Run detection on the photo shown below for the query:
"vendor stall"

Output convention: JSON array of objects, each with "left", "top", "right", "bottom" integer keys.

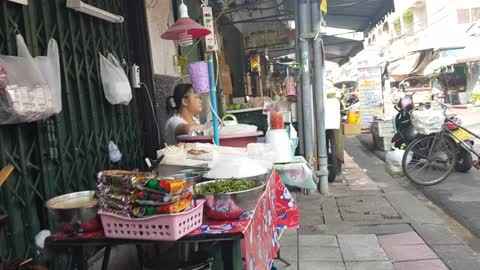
[{"left": 44, "top": 142, "right": 299, "bottom": 270}]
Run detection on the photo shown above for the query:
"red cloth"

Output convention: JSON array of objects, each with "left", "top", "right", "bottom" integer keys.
[{"left": 190, "top": 172, "right": 300, "bottom": 270}]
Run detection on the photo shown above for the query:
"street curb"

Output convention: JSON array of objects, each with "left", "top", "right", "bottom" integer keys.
[{"left": 355, "top": 134, "right": 387, "bottom": 162}]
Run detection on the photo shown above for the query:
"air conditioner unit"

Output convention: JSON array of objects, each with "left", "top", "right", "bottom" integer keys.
[{"left": 66, "top": 0, "right": 124, "bottom": 23}]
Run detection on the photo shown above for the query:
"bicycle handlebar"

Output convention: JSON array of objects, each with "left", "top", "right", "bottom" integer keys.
[{"left": 436, "top": 100, "right": 451, "bottom": 109}]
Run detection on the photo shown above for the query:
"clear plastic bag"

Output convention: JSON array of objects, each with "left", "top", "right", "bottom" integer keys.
[
  {"left": 0, "top": 34, "right": 55, "bottom": 124},
  {"left": 99, "top": 53, "right": 132, "bottom": 106},
  {"left": 411, "top": 109, "right": 445, "bottom": 135},
  {"left": 34, "top": 39, "right": 62, "bottom": 113}
]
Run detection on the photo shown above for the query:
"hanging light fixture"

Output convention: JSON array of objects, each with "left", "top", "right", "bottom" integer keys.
[{"left": 161, "top": 0, "right": 211, "bottom": 47}]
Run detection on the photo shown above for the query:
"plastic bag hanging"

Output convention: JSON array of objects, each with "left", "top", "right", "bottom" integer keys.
[
  {"left": 34, "top": 39, "right": 62, "bottom": 113},
  {"left": 99, "top": 53, "right": 132, "bottom": 106},
  {"left": 0, "top": 34, "right": 55, "bottom": 124}
]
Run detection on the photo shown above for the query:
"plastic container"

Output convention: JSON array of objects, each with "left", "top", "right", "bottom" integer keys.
[
  {"left": 188, "top": 61, "right": 210, "bottom": 94},
  {"left": 270, "top": 112, "right": 285, "bottom": 129},
  {"left": 99, "top": 200, "right": 205, "bottom": 241},
  {"left": 178, "top": 132, "right": 263, "bottom": 148}
]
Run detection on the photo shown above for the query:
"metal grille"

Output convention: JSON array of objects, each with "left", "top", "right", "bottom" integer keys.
[{"left": 0, "top": 0, "right": 144, "bottom": 260}]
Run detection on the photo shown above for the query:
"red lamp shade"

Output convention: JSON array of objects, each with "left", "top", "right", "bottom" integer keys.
[
  {"left": 161, "top": 18, "right": 211, "bottom": 40},
  {"left": 161, "top": 1, "right": 211, "bottom": 46}
]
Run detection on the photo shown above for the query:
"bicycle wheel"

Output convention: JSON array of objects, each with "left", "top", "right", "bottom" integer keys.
[{"left": 402, "top": 134, "right": 457, "bottom": 186}]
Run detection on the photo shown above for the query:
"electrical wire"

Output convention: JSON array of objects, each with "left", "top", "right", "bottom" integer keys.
[
  {"left": 328, "top": 0, "right": 371, "bottom": 8},
  {"left": 140, "top": 82, "right": 162, "bottom": 149},
  {"left": 245, "top": 0, "right": 288, "bottom": 11}
]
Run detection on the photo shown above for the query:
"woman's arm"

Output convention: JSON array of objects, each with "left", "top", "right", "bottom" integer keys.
[{"left": 175, "top": 123, "right": 205, "bottom": 136}]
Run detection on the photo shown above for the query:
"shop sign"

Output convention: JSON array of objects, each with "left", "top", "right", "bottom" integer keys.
[{"left": 358, "top": 66, "right": 384, "bottom": 128}]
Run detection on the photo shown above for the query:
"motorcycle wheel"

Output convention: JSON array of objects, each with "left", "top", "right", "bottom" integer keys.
[{"left": 455, "top": 146, "right": 473, "bottom": 173}]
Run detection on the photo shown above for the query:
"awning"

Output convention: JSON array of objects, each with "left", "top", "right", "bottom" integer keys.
[
  {"left": 457, "top": 38, "right": 480, "bottom": 63},
  {"left": 388, "top": 53, "right": 421, "bottom": 76},
  {"left": 423, "top": 57, "right": 457, "bottom": 76},
  {"left": 422, "top": 48, "right": 463, "bottom": 76},
  {"left": 218, "top": 0, "right": 395, "bottom": 65}
]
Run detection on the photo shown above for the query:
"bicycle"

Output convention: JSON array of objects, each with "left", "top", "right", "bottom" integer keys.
[{"left": 401, "top": 101, "right": 480, "bottom": 185}]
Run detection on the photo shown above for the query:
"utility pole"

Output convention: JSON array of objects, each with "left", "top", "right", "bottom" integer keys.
[
  {"left": 311, "top": 0, "right": 329, "bottom": 194},
  {"left": 295, "top": 0, "right": 305, "bottom": 156},
  {"left": 298, "top": 0, "right": 315, "bottom": 170}
]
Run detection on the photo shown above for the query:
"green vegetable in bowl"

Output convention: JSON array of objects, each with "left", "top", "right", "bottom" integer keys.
[{"left": 195, "top": 179, "right": 257, "bottom": 195}]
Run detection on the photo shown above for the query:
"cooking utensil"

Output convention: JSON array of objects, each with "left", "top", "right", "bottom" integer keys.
[
  {"left": 195, "top": 179, "right": 266, "bottom": 220},
  {"left": 46, "top": 191, "right": 100, "bottom": 234}
]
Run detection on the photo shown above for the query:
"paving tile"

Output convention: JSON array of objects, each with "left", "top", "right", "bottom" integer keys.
[
  {"left": 337, "top": 234, "right": 389, "bottom": 261},
  {"left": 277, "top": 245, "right": 299, "bottom": 262},
  {"left": 275, "top": 261, "right": 298, "bottom": 270},
  {"left": 279, "top": 229, "right": 298, "bottom": 247},
  {"left": 378, "top": 232, "right": 425, "bottom": 247},
  {"left": 382, "top": 244, "right": 438, "bottom": 262},
  {"left": 411, "top": 223, "right": 463, "bottom": 245},
  {"left": 300, "top": 235, "right": 338, "bottom": 247},
  {"left": 393, "top": 259, "right": 448, "bottom": 270},
  {"left": 299, "top": 246, "right": 343, "bottom": 262},
  {"left": 345, "top": 261, "right": 394, "bottom": 270},
  {"left": 299, "top": 262, "right": 346, "bottom": 270},
  {"left": 432, "top": 244, "right": 480, "bottom": 270},
  {"left": 349, "top": 184, "right": 379, "bottom": 191}
]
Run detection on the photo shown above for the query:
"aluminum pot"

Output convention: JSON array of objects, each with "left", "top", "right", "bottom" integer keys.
[
  {"left": 195, "top": 180, "right": 266, "bottom": 220},
  {"left": 46, "top": 191, "right": 100, "bottom": 233}
]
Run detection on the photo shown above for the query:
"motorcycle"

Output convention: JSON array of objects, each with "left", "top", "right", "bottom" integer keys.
[{"left": 392, "top": 94, "right": 473, "bottom": 173}]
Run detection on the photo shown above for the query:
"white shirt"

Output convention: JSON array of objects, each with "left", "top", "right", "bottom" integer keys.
[{"left": 165, "top": 115, "right": 200, "bottom": 145}]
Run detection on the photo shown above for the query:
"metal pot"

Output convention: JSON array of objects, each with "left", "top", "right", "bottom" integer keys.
[
  {"left": 195, "top": 180, "right": 266, "bottom": 220},
  {"left": 46, "top": 191, "right": 99, "bottom": 233}
]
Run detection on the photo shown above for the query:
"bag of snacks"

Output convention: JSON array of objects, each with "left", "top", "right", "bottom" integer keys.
[{"left": 131, "top": 196, "right": 193, "bottom": 217}]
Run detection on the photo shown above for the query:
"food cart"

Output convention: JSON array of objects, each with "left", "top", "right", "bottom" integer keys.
[{"left": 44, "top": 143, "right": 299, "bottom": 270}]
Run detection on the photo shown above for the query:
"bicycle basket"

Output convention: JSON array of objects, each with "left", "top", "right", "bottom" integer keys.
[{"left": 410, "top": 109, "right": 445, "bottom": 135}]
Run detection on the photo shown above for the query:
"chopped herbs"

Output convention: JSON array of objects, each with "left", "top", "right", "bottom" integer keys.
[{"left": 195, "top": 179, "right": 257, "bottom": 195}]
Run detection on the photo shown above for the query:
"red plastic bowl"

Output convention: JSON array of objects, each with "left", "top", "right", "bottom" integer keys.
[{"left": 178, "top": 131, "right": 263, "bottom": 148}]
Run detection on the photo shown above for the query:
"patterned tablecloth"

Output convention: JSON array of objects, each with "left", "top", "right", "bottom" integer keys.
[
  {"left": 274, "top": 156, "right": 317, "bottom": 190},
  {"left": 189, "top": 171, "right": 300, "bottom": 270}
]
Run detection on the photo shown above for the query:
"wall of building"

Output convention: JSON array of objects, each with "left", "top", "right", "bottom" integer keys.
[
  {"left": 146, "top": 0, "right": 181, "bottom": 76},
  {"left": 219, "top": 24, "right": 247, "bottom": 97}
]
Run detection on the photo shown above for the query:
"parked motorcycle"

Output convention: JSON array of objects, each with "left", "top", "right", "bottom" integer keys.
[{"left": 392, "top": 94, "right": 473, "bottom": 173}]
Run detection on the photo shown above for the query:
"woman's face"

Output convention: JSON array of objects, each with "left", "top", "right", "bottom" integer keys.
[{"left": 182, "top": 90, "right": 203, "bottom": 115}]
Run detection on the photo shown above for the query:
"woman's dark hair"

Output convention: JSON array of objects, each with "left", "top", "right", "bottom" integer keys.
[{"left": 166, "top": 83, "right": 193, "bottom": 114}]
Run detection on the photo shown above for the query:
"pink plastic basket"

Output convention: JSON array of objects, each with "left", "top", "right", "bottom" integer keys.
[{"left": 99, "top": 200, "right": 205, "bottom": 241}]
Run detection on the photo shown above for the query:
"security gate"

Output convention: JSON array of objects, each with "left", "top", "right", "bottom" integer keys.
[{"left": 0, "top": 0, "right": 144, "bottom": 260}]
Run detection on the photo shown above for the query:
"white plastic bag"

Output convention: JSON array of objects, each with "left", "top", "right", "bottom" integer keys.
[
  {"left": 34, "top": 39, "right": 62, "bottom": 113},
  {"left": 0, "top": 34, "right": 55, "bottom": 124},
  {"left": 108, "top": 141, "right": 122, "bottom": 163},
  {"left": 386, "top": 148, "right": 412, "bottom": 177},
  {"left": 99, "top": 53, "right": 132, "bottom": 106}
]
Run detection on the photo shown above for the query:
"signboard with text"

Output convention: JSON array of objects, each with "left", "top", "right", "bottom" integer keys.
[{"left": 358, "top": 66, "right": 384, "bottom": 129}]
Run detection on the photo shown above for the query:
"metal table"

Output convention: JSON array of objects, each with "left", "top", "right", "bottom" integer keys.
[{"left": 45, "top": 232, "right": 243, "bottom": 270}]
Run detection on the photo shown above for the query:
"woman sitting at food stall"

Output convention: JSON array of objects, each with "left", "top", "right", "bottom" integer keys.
[{"left": 165, "top": 83, "right": 204, "bottom": 145}]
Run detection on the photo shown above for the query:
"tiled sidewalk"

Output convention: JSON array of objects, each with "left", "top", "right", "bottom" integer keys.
[{"left": 274, "top": 152, "right": 480, "bottom": 270}]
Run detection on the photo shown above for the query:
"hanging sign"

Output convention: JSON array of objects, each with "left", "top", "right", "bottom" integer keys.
[{"left": 358, "top": 66, "right": 384, "bottom": 129}]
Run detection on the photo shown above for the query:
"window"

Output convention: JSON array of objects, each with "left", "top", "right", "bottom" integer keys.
[
  {"left": 457, "top": 8, "right": 480, "bottom": 24},
  {"left": 472, "top": 8, "right": 480, "bottom": 22},
  {"left": 458, "top": 9, "right": 470, "bottom": 24},
  {"left": 403, "top": 9, "right": 414, "bottom": 35},
  {"left": 393, "top": 19, "right": 401, "bottom": 37}
]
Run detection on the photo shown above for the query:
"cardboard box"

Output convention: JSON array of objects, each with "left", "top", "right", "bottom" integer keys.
[
  {"left": 343, "top": 123, "right": 362, "bottom": 135},
  {"left": 220, "top": 63, "right": 233, "bottom": 95}
]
